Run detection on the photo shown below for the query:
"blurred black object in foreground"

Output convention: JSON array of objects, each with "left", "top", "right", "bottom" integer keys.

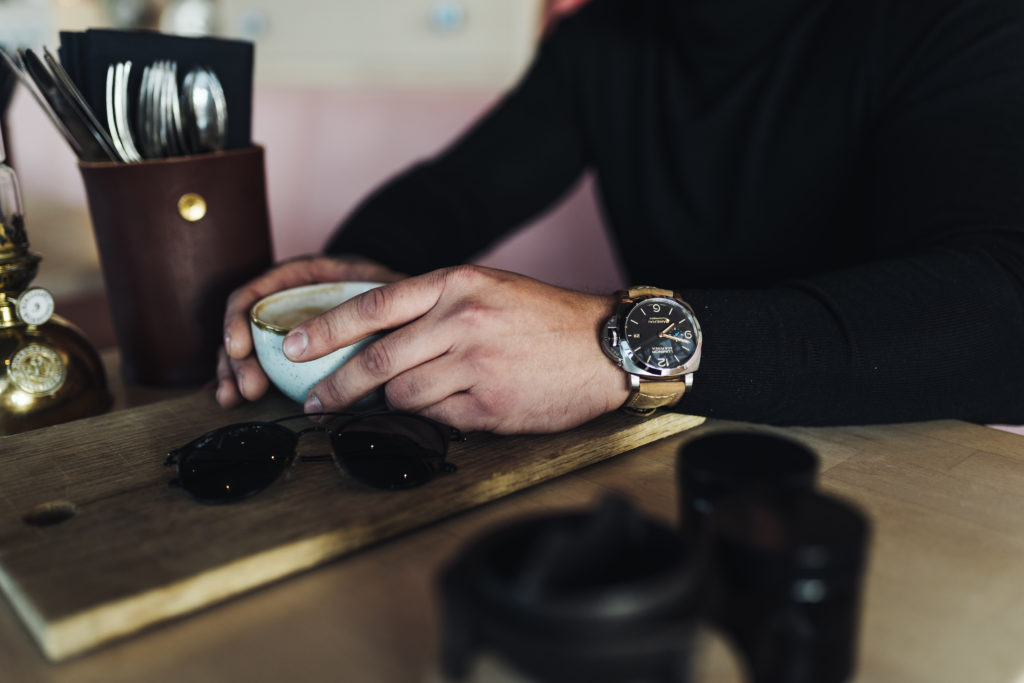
[
  {"left": 678, "top": 431, "right": 819, "bottom": 537},
  {"left": 438, "top": 431, "right": 871, "bottom": 683},
  {"left": 440, "top": 496, "right": 707, "bottom": 683},
  {"left": 708, "top": 491, "right": 870, "bottom": 683}
]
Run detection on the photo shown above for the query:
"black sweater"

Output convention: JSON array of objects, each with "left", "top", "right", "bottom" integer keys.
[{"left": 326, "top": 0, "right": 1024, "bottom": 426}]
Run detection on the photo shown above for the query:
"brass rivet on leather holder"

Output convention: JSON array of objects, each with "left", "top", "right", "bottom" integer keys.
[{"left": 177, "top": 193, "right": 207, "bottom": 222}]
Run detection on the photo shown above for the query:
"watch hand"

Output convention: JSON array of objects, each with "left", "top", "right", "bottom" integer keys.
[
  {"left": 660, "top": 333, "right": 694, "bottom": 352},
  {"left": 660, "top": 322, "right": 677, "bottom": 336}
]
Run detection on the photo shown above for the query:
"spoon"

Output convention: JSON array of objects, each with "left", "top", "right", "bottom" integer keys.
[
  {"left": 181, "top": 66, "right": 227, "bottom": 153},
  {"left": 105, "top": 61, "right": 142, "bottom": 162}
]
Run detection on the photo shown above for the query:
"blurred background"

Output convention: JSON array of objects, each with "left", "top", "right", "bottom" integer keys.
[{"left": 0, "top": 0, "right": 620, "bottom": 348}]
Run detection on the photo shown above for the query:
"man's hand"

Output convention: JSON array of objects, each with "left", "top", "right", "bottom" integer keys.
[
  {"left": 283, "top": 265, "right": 629, "bottom": 434},
  {"left": 216, "top": 254, "right": 405, "bottom": 408}
]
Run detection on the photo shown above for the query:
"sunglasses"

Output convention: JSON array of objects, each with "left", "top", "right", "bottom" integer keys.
[{"left": 165, "top": 412, "right": 465, "bottom": 504}]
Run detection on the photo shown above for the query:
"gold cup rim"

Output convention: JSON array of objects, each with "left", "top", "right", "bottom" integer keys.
[
  {"left": 249, "top": 281, "right": 386, "bottom": 336},
  {"left": 250, "top": 314, "right": 290, "bottom": 335}
]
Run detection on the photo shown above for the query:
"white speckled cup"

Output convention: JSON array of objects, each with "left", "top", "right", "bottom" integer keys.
[{"left": 250, "top": 281, "right": 385, "bottom": 404}]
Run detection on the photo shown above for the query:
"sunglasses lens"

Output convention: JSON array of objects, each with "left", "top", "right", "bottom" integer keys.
[
  {"left": 331, "top": 414, "right": 450, "bottom": 490},
  {"left": 175, "top": 423, "right": 297, "bottom": 503}
]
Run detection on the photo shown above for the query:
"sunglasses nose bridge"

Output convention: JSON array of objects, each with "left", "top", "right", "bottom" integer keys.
[{"left": 294, "top": 425, "right": 329, "bottom": 438}]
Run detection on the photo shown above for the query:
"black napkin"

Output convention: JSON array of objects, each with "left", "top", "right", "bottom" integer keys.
[{"left": 58, "top": 29, "right": 253, "bottom": 151}]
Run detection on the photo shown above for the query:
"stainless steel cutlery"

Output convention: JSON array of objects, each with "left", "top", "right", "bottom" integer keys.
[
  {"left": 181, "top": 66, "right": 227, "bottom": 154},
  {"left": 2, "top": 46, "right": 228, "bottom": 163}
]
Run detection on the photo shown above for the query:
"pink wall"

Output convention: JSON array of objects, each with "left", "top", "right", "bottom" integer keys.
[{"left": 992, "top": 425, "right": 1024, "bottom": 436}]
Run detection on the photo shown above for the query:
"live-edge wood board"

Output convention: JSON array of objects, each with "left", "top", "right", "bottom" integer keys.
[{"left": 0, "top": 390, "right": 703, "bottom": 661}]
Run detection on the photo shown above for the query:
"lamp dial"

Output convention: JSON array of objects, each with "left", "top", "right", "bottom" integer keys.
[{"left": 16, "top": 287, "right": 55, "bottom": 326}]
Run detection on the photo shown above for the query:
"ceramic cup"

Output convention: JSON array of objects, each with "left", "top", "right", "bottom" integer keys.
[{"left": 250, "top": 281, "right": 385, "bottom": 404}]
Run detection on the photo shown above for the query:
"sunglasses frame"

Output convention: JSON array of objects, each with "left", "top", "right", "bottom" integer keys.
[{"left": 165, "top": 411, "right": 465, "bottom": 504}]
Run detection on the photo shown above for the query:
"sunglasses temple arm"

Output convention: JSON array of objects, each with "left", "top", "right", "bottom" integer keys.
[{"left": 274, "top": 411, "right": 355, "bottom": 425}]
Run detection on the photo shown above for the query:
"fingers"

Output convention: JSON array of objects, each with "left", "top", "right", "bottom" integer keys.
[
  {"left": 215, "top": 348, "right": 243, "bottom": 407},
  {"left": 304, "top": 314, "right": 455, "bottom": 412},
  {"left": 382, "top": 353, "right": 474, "bottom": 414},
  {"left": 277, "top": 264, "right": 624, "bottom": 434},
  {"left": 283, "top": 268, "right": 451, "bottom": 362},
  {"left": 217, "top": 253, "right": 414, "bottom": 410},
  {"left": 222, "top": 257, "right": 333, "bottom": 359},
  {"left": 223, "top": 255, "right": 404, "bottom": 361},
  {"left": 416, "top": 392, "right": 497, "bottom": 434},
  {"left": 215, "top": 346, "right": 270, "bottom": 407}
]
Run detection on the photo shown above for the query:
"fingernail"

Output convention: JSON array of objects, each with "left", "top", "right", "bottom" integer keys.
[
  {"left": 234, "top": 368, "right": 250, "bottom": 398},
  {"left": 305, "top": 393, "right": 322, "bottom": 415},
  {"left": 223, "top": 330, "right": 231, "bottom": 350},
  {"left": 283, "top": 330, "right": 308, "bottom": 359},
  {"left": 216, "top": 381, "right": 230, "bottom": 405}
]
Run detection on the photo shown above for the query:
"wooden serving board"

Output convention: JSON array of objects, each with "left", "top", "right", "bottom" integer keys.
[{"left": 0, "top": 391, "right": 703, "bottom": 661}]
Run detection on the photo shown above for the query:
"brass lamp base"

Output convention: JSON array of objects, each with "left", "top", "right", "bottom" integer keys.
[
  {"left": 0, "top": 312, "right": 112, "bottom": 436},
  {"left": 0, "top": 132, "right": 111, "bottom": 435}
]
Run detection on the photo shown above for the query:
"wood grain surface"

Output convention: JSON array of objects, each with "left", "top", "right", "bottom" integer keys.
[
  {"left": 0, "top": 391, "right": 704, "bottom": 661},
  {"left": 1, "top": 417, "right": 1024, "bottom": 681}
]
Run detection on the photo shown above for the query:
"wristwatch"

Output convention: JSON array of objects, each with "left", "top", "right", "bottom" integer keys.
[{"left": 601, "top": 287, "right": 702, "bottom": 416}]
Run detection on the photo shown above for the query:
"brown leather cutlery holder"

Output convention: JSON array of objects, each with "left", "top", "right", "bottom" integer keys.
[{"left": 79, "top": 145, "right": 273, "bottom": 385}]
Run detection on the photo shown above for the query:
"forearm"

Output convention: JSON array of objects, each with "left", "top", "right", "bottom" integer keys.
[
  {"left": 325, "top": 9, "right": 590, "bottom": 274},
  {"left": 677, "top": 230, "right": 1024, "bottom": 425}
]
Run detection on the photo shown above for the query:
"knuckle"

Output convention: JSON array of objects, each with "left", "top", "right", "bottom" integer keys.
[
  {"left": 224, "top": 290, "right": 253, "bottom": 319},
  {"left": 450, "top": 300, "right": 491, "bottom": 328},
  {"left": 236, "top": 370, "right": 258, "bottom": 400},
  {"left": 356, "top": 285, "right": 392, "bottom": 323},
  {"left": 463, "top": 345, "right": 497, "bottom": 375},
  {"left": 216, "top": 349, "right": 232, "bottom": 380},
  {"left": 466, "top": 395, "right": 507, "bottom": 433},
  {"left": 443, "top": 264, "right": 486, "bottom": 289},
  {"left": 313, "top": 374, "right": 347, "bottom": 408},
  {"left": 472, "top": 387, "right": 506, "bottom": 417},
  {"left": 310, "top": 309, "right": 342, "bottom": 345},
  {"left": 359, "top": 338, "right": 396, "bottom": 378},
  {"left": 383, "top": 377, "right": 415, "bottom": 410}
]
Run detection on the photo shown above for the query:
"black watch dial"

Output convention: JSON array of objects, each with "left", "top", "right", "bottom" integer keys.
[{"left": 622, "top": 298, "right": 699, "bottom": 373}]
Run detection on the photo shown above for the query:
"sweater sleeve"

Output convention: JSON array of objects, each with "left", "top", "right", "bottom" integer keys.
[
  {"left": 324, "top": 17, "right": 589, "bottom": 275},
  {"left": 676, "top": 0, "right": 1024, "bottom": 426}
]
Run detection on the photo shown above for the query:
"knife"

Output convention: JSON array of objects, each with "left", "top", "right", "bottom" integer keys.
[
  {"left": 0, "top": 48, "right": 84, "bottom": 159},
  {"left": 43, "top": 47, "right": 125, "bottom": 162},
  {"left": 20, "top": 48, "right": 117, "bottom": 162}
]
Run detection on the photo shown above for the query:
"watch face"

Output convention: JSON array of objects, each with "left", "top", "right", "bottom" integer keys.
[{"left": 622, "top": 298, "right": 699, "bottom": 374}]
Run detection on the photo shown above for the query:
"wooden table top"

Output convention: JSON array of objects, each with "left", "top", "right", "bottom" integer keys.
[{"left": 2, "top": 352, "right": 1024, "bottom": 682}]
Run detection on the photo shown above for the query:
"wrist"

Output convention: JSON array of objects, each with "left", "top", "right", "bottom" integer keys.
[
  {"left": 600, "top": 287, "right": 702, "bottom": 416},
  {"left": 596, "top": 293, "right": 632, "bottom": 411}
]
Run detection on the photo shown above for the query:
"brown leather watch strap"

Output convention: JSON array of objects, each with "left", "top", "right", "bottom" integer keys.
[
  {"left": 624, "top": 286, "right": 674, "bottom": 299},
  {"left": 621, "top": 377, "right": 687, "bottom": 416}
]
